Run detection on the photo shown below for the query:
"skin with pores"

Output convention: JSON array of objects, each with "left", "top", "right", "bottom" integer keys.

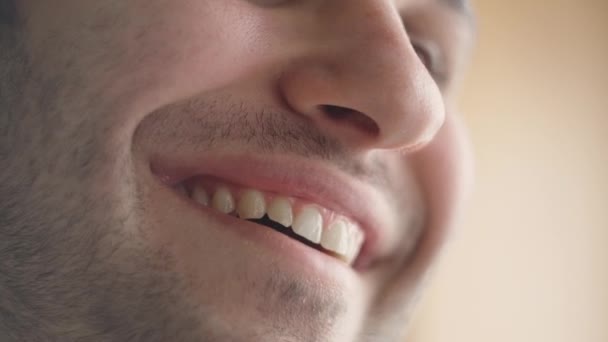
[{"left": 0, "top": 0, "right": 475, "bottom": 341}]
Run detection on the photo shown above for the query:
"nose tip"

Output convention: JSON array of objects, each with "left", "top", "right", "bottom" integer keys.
[
  {"left": 278, "top": 4, "right": 446, "bottom": 152},
  {"left": 279, "top": 57, "right": 445, "bottom": 151}
]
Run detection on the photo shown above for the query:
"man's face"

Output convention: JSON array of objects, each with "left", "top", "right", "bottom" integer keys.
[{"left": 0, "top": 0, "right": 474, "bottom": 341}]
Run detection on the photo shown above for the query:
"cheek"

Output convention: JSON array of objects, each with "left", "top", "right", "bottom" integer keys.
[
  {"left": 411, "top": 113, "right": 474, "bottom": 249},
  {"left": 22, "top": 0, "right": 285, "bottom": 156},
  {"left": 102, "top": 1, "right": 282, "bottom": 117}
]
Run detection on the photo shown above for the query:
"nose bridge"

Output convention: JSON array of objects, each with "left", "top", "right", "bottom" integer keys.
[
  {"left": 328, "top": 1, "right": 411, "bottom": 65},
  {"left": 313, "top": 1, "right": 413, "bottom": 89},
  {"left": 279, "top": 0, "right": 445, "bottom": 151}
]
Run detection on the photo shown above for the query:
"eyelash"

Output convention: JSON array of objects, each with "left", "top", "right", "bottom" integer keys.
[
  {"left": 413, "top": 44, "right": 431, "bottom": 68},
  {"left": 411, "top": 42, "right": 447, "bottom": 85}
]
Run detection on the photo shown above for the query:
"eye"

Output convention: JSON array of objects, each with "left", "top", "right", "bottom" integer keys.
[
  {"left": 412, "top": 42, "right": 434, "bottom": 73},
  {"left": 411, "top": 40, "right": 448, "bottom": 85}
]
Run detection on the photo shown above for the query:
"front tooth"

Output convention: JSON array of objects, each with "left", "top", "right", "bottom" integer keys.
[
  {"left": 237, "top": 190, "right": 266, "bottom": 219},
  {"left": 292, "top": 206, "right": 323, "bottom": 244},
  {"left": 321, "top": 220, "right": 349, "bottom": 255},
  {"left": 345, "top": 227, "right": 364, "bottom": 264},
  {"left": 212, "top": 186, "right": 235, "bottom": 214},
  {"left": 267, "top": 197, "right": 293, "bottom": 228},
  {"left": 192, "top": 186, "right": 210, "bottom": 206}
]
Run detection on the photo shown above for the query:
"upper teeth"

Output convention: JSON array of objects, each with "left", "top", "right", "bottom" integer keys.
[
  {"left": 292, "top": 206, "right": 323, "bottom": 244},
  {"left": 187, "top": 181, "right": 364, "bottom": 265},
  {"left": 237, "top": 190, "right": 266, "bottom": 219},
  {"left": 211, "top": 186, "right": 235, "bottom": 214},
  {"left": 267, "top": 197, "right": 293, "bottom": 227}
]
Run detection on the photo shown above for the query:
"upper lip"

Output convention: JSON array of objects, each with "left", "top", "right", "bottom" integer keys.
[{"left": 150, "top": 152, "right": 393, "bottom": 269}]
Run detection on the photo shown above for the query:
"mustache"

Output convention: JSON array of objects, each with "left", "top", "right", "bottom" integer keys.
[{"left": 135, "top": 94, "right": 389, "bottom": 186}]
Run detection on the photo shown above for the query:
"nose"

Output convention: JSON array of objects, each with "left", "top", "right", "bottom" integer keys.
[{"left": 278, "top": 1, "right": 445, "bottom": 151}]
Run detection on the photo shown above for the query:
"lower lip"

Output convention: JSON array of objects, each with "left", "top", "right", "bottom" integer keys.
[{"left": 174, "top": 188, "right": 358, "bottom": 284}]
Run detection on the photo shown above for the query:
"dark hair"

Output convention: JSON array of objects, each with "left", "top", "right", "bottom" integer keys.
[{"left": 0, "top": 0, "right": 16, "bottom": 27}]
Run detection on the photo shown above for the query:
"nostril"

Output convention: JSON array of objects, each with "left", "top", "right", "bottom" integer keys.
[{"left": 320, "top": 105, "right": 380, "bottom": 138}]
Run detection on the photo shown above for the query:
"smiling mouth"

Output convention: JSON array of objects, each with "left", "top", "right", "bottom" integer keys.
[{"left": 173, "top": 176, "right": 365, "bottom": 265}]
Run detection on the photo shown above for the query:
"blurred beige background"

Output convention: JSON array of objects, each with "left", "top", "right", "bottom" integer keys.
[{"left": 410, "top": 0, "right": 608, "bottom": 341}]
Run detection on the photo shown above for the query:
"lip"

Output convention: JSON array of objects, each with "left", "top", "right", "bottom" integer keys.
[{"left": 150, "top": 153, "right": 393, "bottom": 269}]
